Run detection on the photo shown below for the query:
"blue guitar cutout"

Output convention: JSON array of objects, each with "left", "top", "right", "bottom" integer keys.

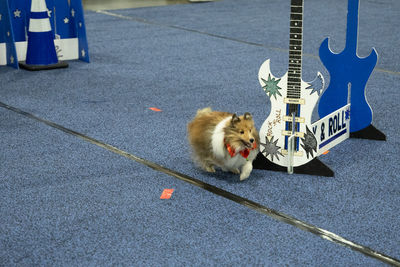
[{"left": 318, "top": 0, "right": 382, "bottom": 136}]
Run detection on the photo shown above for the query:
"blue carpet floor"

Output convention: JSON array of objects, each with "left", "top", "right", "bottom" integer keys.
[{"left": 1, "top": 0, "right": 399, "bottom": 265}]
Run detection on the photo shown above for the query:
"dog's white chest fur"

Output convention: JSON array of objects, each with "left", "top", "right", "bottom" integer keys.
[{"left": 211, "top": 117, "right": 231, "bottom": 160}]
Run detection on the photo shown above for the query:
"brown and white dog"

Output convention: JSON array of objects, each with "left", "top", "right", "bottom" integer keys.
[{"left": 187, "top": 107, "right": 259, "bottom": 181}]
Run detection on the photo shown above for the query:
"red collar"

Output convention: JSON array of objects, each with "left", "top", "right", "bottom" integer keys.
[{"left": 225, "top": 141, "right": 257, "bottom": 159}]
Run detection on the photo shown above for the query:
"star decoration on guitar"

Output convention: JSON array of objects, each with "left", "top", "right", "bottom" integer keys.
[
  {"left": 306, "top": 72, "right": 324, "bottom": 96},
  {"left": 345, "top": 108, "right": 350, "bottom": 120},
  {"left": 260, "top": 136, "right": 283, "bottom": 161},
  {"left": 261, "top": 74, "right": 282, "bottom": 100},
  {"left": 14, "top": 9, "right": 21, "bottom": 18},
  {"left": 300, "top": 126, "right": 318, "bottom": 159}
]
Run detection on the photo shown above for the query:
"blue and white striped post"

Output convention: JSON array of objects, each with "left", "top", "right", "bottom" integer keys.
[{"left": 19, "top": 0, "right": 68, "bottom": 70}]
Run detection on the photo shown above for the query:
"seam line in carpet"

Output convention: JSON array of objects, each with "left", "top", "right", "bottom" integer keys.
[{"left": 1, "top": 101, "right": 399, "bottom": 266}]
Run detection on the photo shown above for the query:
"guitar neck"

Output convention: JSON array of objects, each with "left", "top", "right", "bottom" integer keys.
[
  {"left": 287, "top": 0, "right": 304, "bottom": 99},
  {"left": 344, "top": 0, "right": 359, "bottom": 53}
]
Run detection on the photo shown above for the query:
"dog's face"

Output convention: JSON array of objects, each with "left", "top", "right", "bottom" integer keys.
[{"left": 225, "top": 113, "right": 259, "bottom": 151}]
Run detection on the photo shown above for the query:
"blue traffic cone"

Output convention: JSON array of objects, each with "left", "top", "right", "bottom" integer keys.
[{"left": 19, "top": 0, "right": 68, "bottom": 70}]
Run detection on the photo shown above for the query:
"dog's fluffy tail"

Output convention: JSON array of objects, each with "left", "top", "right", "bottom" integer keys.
[{"left": 196, "top": 107, "right": 212, "bottom": 116}]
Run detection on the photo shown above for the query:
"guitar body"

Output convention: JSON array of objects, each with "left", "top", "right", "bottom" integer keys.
[
  {"left": 258, "top": 59, "right": 323, "bottom": 167},
  {"left": 318, "top": 37, "right": 377, "bottom": 133},
  {"left": 318, "top": 0, "right": 378, "bottom": 133}
]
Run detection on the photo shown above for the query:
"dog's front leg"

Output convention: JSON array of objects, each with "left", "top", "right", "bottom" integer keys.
[{"left": 240, "top": 162, "right": 253, "bottom": 181}]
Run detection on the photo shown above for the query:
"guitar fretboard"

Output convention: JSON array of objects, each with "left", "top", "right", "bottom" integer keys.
[{"left": 287, "top": 0, "right": 303, "bottom": 100}]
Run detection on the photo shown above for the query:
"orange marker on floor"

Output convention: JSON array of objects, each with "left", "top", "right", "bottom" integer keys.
[
  {"left": 160, "top": 189, "right": 174, "bottom": 199},
  {"left": 149, "top": 107, "right": 162, "bottom": 112}
]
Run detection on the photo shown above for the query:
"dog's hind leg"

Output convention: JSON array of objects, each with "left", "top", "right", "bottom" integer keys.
[
  {"left": 201, "top": 159, "right": 216, "bottom": 173},
  {"left": 203, "top": 164, "right": 216, "bottom": 173}
]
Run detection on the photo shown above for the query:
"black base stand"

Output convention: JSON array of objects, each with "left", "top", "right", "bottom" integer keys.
[
  {"left": 253, "top": 152, "right": 334, "bottom": 177},
  {"left": 350, "top": 124, "right": 386, "bottom": 141},
  {"left": 19, "top": 61, "right": 69, "bottom": 71}
]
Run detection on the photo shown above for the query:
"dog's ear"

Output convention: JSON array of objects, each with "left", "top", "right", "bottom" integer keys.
[
  {"left": 231, "top": 114, "right": 241, "bottom": 126},
  {"left": 244, "top": 112, "right": 252, "bottom": 120}
]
